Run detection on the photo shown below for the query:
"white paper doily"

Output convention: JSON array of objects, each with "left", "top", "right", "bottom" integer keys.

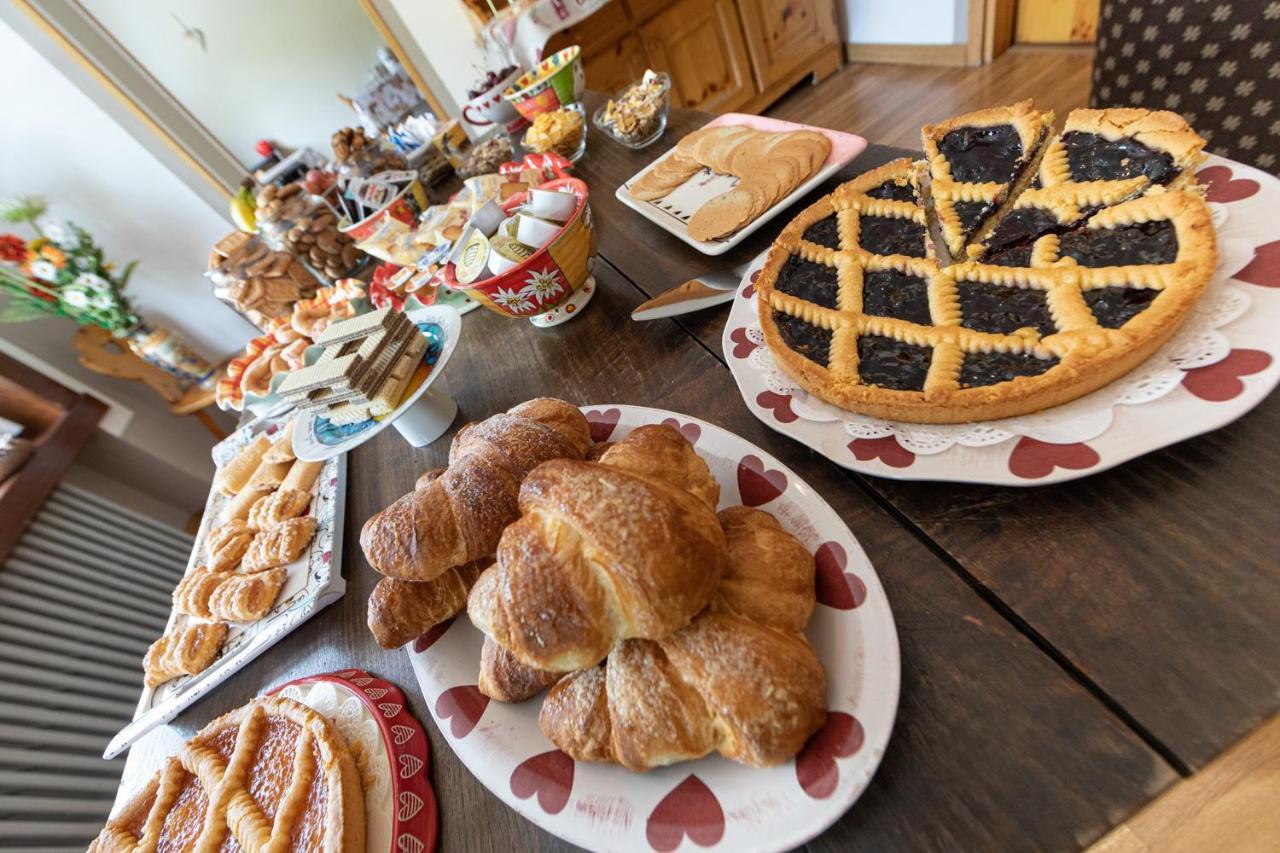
[{"left": 724, "top": 153, "right": 1280, "bottom": 484}]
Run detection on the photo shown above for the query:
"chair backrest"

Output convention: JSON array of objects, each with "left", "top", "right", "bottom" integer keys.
[{"left": 1091, "top": 0, "right": 1277, "bottom": 175}]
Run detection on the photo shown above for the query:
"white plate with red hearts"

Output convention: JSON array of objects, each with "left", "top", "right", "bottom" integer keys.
[
  {"left": 403, "top": 405, "right": 900, "bottom": 852},
  {"left": 724, "top": 156, "right": 1280, "bottom": 485}
]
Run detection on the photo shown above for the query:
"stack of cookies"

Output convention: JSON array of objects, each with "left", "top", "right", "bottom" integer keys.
[
  {"left": 276, "top": 307, "right": 427, "bottom": 426},
  {"left": 628, "top": 125, "right": 831, "bottom": 241}
]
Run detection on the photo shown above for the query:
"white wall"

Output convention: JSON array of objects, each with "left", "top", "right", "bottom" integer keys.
[
  {"left": 387, "top": 0, "right": 487, "bottom": 110},
  {"left": 842, "top": 0, "right": 969, "bottom": 45},
  {"left": 79, "top": 0, "right": 388, "bottom": 165},
  {"left": 0, "top": 17, "right": 245, "bottom": 485}
]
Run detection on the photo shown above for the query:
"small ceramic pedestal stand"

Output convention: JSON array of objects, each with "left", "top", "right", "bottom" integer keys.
[{"left": 292, "top": 305, "right": 462, "bottom": 460}]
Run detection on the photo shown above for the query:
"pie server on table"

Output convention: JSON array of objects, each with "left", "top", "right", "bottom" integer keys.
[{"left": 631, "top": 264, "right": 747, "bottom": 320}]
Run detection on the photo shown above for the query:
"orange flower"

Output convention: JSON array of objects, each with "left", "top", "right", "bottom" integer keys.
[{"left": 40, "top": 245, "right": 67, "bottom": 268}]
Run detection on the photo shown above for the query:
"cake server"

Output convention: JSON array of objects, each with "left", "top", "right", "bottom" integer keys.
[{"left": 631, "top": 265, "right": 749, "bottom": 321}]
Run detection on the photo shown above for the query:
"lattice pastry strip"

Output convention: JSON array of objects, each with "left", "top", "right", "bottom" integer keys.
[{"left": 1036, "top": 107, "right": 1206, "bottom": 195}]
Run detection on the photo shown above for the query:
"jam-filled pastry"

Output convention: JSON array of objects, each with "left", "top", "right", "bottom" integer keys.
[
  {"left": 142, "top": 621, "right": 227, "bottom": 688},
  {"left": 922, "top": 100, "right": 1056, "bottom": 261},
  {"left": 756, "top": 105, "right": 1214, "bottom": 424},
  {"left": 173, "top": 565, "right": 287, "bottom": 622},
  {"left": 241, "top": 516, "right": 317, "bottom": 572},
  {"left": 977, "top": 107, "right": 1206, "bottom": 266},
  {"left": 89, "top": 696, "right": 364, "bottom": 852},
  {"left": 204, "top": 519, "right": 254, "bottom": 572},
  {"left": 246, "top": 487, "right": 311, "bottom": 531}
]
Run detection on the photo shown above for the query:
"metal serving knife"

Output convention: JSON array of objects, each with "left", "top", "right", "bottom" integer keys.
[{"left": 631, "top": 266, "right": 749, "bottom": 321}]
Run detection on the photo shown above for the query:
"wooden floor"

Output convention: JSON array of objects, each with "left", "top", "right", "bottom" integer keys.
[{"left": 765, "top": 45, "right": 1094, "bottom": 150}]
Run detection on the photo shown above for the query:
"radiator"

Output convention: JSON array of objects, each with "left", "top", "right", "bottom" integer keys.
[{"left": 0, "top": 483, "right": 190, "bottom": 851}]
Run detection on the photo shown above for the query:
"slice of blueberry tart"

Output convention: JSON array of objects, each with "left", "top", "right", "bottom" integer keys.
[{"left": 756, "top": 105, "right": 1216, "bottom": 424}]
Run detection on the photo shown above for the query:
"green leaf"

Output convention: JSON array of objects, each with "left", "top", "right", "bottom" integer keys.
[
  {"left": 116, "top": 259, "right": 140, "bottom": 288},
  {"left": 0, "top": 291, "right": 59, "bottom": 323}
]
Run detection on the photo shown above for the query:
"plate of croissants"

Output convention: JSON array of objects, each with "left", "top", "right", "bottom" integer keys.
[{"left": 359, "top": 398, "right": 900, "bottom": 851}]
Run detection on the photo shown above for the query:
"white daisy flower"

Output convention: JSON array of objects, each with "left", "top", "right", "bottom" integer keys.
[
  {"left": 74, "top": 272, "right": 110, "bottom": 291},
  {"left": 30, "top": 260, "right": 59, "bottom": 281},
  {"left": 493, "top": 286, "right": 534, "bottom": 313},
  {"left": 41, "top": 220, "right": 77, "bottom": 249},
  {"left": 62, "top": 288, "right": 90, "bottom": 308},
  {"left": 522, "top": 268, "right": 564, "bottom": 303}
]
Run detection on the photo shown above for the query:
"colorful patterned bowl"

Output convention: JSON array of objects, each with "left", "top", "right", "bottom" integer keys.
[
  {"left": 502, "top": 46, "right": 585, "bottom": 121},
  {"left": 339, "top": 178, "right": 428, "bottom": 243},
  {"left": 442, "top": 177, "right": 596, "bottom": 327}
]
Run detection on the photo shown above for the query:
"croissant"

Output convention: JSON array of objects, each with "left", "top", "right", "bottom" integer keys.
[
  {"left": 143, "top": 621, "right": 227, "bottom": 688},
  {"left": 467, "top": 425, "right": 728, "bottom": 673},
  {"left": 479, "top": 636, "right": 560, "bottom": 702},
  {"left": 595, "top": 424, "right": 719, "bottom": 509},
  {"left": 359, "top": 398, "right": 591, "bottom": 582},
  {"left": 174, "top": 566, "right": 286, "bottom": 622},
  {"left": 538, "top": 505, "right": 826, "bottom": 771},
  {"left": 367, "top": 560, "right": 487, "bottom": 649}
]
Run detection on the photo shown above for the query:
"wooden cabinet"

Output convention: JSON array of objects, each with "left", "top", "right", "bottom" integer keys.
[
  {"left": 544, "top": 0, "right": 839, "bottom": 114},
  {"left": 737, "top": 0, "right": 839, "bottom": 90},
  {"left": 640, "top": 0, "right": 755, "bottom": 113}
]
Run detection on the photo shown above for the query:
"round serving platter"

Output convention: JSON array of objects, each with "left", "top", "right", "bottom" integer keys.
[
  {"left": 269, "top": 669, "right": 438, "bottom": 853},
  {"left": 724, "top": 155, "right": 1280, "bottom": 485},
  {"left": 293, "top": 304, "right": 462, "bottom": 459},
  {"left": 403, "top": 405, "right": 900, "bottom": 852}
]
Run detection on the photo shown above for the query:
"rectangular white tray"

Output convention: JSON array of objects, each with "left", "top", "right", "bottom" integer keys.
[
  {"left": 104, "top": 412, "right": 348, "bottom": 758},
  {"left": 614, "top": 112, "right": 867, "bottom": 256}
]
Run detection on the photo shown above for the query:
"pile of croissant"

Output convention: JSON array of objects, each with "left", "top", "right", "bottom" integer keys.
[{"left": 360, "top": 398, "right": 827, "bottom": 771}]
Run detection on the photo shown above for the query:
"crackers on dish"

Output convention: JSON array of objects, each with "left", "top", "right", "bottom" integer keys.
[{"left": 628, "top": 124, "right": 831, "bottom": 241}]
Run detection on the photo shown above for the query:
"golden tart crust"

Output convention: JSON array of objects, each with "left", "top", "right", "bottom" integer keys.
[
  {"left": 90, "top": 696, "right": 365, "bottom": 853},
  {"left": 757, "top": 110, "right": 1216, "bottom": 425}
]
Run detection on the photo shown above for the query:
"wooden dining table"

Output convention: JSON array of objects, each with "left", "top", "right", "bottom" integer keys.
[{"left": 113, "top": 92, "right": 1280, "bottom": 851}]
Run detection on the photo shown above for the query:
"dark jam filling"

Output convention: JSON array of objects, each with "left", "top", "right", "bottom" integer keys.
[
  {"left": 953, "top": 199, "right": 996, "bottom": 239},
  {"left": 773, "top": 311, "right": 832, "bottom": 367},
  {"left": 980, "top": 207, "right": 1064, "bottom": 265},
  {"left": 802, "top": 215, "right": 841, "bottom": 250},
  {"left": 959, "top": 349, "right": 1059, "bottom": 388},
  {"left": 1058, "top": 219, "right": 1178, "bottom": 267},
  {"left": 938, "top": 124, "right": 1025, "bottom": 184},
  {"left": 859, "top": 215, "right": 926, "bottom": 258},
  {"left": 775, "top": 254, "right": 840, "bottom": 309},
  {"left": 866, "top": 179, "right": 916, "bottom": 202},
  {"left": 857, "top": 335, "right": 932, "bottom": 391},
  {"left": 1084, "top": 286, "right": 1161, "bottom": 328},
  {"left": 1062, "top": 131, "right": 1179, "bottom": 185},
  {"left": 861, "top": 269, "right": 932, "bottom": 325},
  {"left": 958, "top": 282, "right": 1057, "bottom": 337}
]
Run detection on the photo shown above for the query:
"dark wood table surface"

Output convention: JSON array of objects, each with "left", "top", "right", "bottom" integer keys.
[{"left": 115, "top": 93, "right": 1280, "bottom": 851}]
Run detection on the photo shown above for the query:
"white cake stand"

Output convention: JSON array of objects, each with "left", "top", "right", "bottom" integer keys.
[{"left": 292, "top": 305, "right": 462, "bottom": 460}]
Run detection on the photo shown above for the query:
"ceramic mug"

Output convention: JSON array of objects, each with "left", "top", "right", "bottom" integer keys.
[{"left": 460, "top": 67, "right": 524, "bottom": 137}]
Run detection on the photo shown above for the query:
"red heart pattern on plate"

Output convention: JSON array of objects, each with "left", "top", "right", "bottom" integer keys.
[
  {"left": 1236, "top": 240, "right": 1280, "bottom": 288},
  {"left": 435, "top": 685, "right": 489, "bottom": 738},
  {"left": 1197, "top": 165, "right": 1260, "bottom": 203},
  {"left": 729, "top": 326, "right": 759, "bottom": 358},
  {"left": 742, "top": 269, "right": 760, "bottom": 299},
  {"left": 412, "top": 617, "right": 456, "bottom": 653},
  {"left": 795, "top": 712, "right": 865, "bottom": 799},
  {"left": 848, "top": 436, "right": 915, "bottom": 468},
  {"left": 509, "top": 749, "right": 575, "bottom": 815},
  {"left": 585, "top": 407, "right": 621, "bottom": 442},
  {"left": 756, "top": 390, "right": 798, "bottom": 423},
  {"left": 1007, "top": 437, "right": 1100, "bottom": 479},
  {"left": 1181, "top": 349, "right": 1273, "bottom": 401},
  {"left": 646, "top": 774, "right": 725, "bottom": 852},
  {"left": 661, "top": 417, "right": 702, "bottom": 446},
  {"left": 814, "top": 542, "right": 866, "bottom": 610},
  {"left": 736, "top": 454, "right": 787, "bottom": 506}
]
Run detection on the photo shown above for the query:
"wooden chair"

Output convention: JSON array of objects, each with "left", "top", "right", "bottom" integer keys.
[
  {"left": 72, "top": 324, "right": 228, "bottom": 440},
  {"left": 1091, "top": 0, "right": 1278, "bottom": 175}
]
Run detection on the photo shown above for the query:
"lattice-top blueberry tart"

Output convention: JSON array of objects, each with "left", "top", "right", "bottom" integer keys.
[{"left": 757, "top": 105, "right": 1215, "bottom": 424}]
